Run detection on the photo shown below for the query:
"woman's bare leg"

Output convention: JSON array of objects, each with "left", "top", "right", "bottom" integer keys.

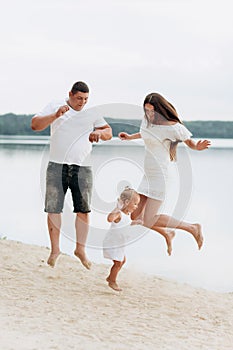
[
  {"left": 131, "top": 194, "right": 176, "bottom": 255},
  {"left": 153, "top": 227, "right": 176, "bottom": 255},
  {"left": 130, "top": 194, "right": 147, "bottom": 221},
  {"left": 143, "top": 198, "right": 203, "bottom": 250}
]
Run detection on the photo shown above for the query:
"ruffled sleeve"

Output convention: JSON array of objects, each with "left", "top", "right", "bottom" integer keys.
[
  {"left": 179, "top": 124, "right": 193, "bottom": 141},
  {"left": 174, "top": 123, "right": 192, "bottom": 141}
]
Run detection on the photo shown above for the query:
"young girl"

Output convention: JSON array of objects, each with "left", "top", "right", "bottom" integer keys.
[{"left": 103, "top": 187, "right": 141, "bottom": 291}]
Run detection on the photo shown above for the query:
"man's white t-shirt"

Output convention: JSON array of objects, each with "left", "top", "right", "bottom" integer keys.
[{"left": 37, "top": 99, "right": 108, "bottom": 166}]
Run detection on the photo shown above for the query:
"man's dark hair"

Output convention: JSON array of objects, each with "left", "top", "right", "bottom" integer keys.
[{"left": 71, "top": 81, "right": 89, "bottom": 94}]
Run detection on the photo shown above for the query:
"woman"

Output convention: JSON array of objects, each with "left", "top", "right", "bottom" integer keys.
[{"left": 118, "top": 92, "right": 211, "bottom": 255}]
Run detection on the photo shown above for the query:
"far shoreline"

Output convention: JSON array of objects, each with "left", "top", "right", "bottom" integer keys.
[{"left": 0, "top": 135, "right": 233, "bottom": 148}]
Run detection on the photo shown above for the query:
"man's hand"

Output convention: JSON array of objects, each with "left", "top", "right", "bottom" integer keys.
[
  {"left": 89, "top": 130, "right": 102, "bottom": 143},
  {"left": 118, "top": 132, "right": 131, "bottom": 140},
  {"left": 55, "top": 105, "right": 69, "bottom": 118}
]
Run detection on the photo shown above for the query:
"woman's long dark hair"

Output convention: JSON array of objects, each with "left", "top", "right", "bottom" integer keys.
[{"left": 143, "top": 92, "right": 183, "bottom": 161}]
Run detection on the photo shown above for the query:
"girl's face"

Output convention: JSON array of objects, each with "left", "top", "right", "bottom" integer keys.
[
  {"left": 144, "top": 103, "right": 155, "bottom": 123},
  {"left": 124, "top": 194, "right": 140, "bottom": 213}
]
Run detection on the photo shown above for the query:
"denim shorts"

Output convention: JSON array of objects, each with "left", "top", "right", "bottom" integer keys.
[{"left": 45, "top": 161, "right": 93, "bottom": 213}]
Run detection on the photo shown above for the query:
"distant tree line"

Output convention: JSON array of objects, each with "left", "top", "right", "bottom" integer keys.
[{"left": 0, "top": 113, "right": 233, "bottom": 138}]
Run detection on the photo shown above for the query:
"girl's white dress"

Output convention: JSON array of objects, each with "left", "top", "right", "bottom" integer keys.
[
  {"left": 103, "top": 211, "right": 132, "bottom": 262},
  {"left": 138, "top": 119, "right": 192, "bottom": 200}
]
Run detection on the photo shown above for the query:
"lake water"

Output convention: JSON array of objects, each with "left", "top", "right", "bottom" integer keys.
[{"left": 1, "top": 137, "right": 233, "bottom": 293}]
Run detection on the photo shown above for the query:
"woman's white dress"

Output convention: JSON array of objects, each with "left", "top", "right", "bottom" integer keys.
[
  {"left": 103, "top": 211, "right": 132, "bottom": 262},
  {"left": 137, "top": 119, "right": 192, "bottom": 200}
]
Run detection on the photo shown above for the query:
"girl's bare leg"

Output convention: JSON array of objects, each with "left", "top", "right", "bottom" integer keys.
[{"left": 106, "top": 257, "right": 126, "bottom": 291}]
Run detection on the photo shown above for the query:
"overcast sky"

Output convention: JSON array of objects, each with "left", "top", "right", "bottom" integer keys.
[{"left": 1, "top": 0, "right": 232, "bottom": 120}]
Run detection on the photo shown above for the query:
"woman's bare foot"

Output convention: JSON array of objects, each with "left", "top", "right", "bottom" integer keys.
[
  {"left": 47, "top": 251, "right": 60, "bottom": 268},
  {"left": 74, "top": 250, "right": 92, "bottom": 270},
  {"left": 106, "top": 277, "right": 122, "bottom": 291},
  {"left": 165, "top": 230, "right": 176, "bottom": 256},
  {"left": 191, "top": 224, "right": 204, "bottom": 249}
]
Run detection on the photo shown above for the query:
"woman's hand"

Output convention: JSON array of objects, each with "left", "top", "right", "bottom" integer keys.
[
  {"left": 196, "top": 139, "right": 211, "bottom": 150},
  {"left": 184, "top": 139, "right": 211, "bottom": 151}
]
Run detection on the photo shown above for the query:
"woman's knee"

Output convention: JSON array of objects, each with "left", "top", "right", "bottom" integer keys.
[
  {"left": 131, "top": 195, "right": 147, "bottom": 220},
  {"left": 143, "top": 215, "right": 159, "bottom": 228}
]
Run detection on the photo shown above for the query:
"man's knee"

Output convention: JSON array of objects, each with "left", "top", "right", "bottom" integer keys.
[
  {"left": 47, "top": 213, "right": 62, "bottom": 229},
  {"left": 76, "top": 212, "right": 90, "bottom": 223}
]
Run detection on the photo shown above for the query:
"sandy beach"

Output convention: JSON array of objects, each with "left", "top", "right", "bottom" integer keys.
[{"left": 1, "top": 239, "right": 233, "bottom": 350}]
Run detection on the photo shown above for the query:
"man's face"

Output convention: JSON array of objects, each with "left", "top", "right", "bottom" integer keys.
[{"left": 68, "top": 91, "right": 89, "bottom": 111}]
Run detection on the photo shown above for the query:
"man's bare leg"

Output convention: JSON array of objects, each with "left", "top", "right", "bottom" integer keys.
[
  {"left": 74, "top": 212, "right": 92, "bottom": 270},
  {"left": 47, "top": 213, "right": 61, "bottom": 267}
]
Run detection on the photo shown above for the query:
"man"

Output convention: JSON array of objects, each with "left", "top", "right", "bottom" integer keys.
[{"left": 31, "top": 81, "right": 112, "bottom": 269}]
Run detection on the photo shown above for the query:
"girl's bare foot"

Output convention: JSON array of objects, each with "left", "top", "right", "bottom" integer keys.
[
  {"left": 47, "top": 251, "right": 60, "bottom": 267},
  {"left": 74, "top": 250, "right": 92, "bottom": 270},
  {"left": 192, "top": 224, "right": 204, "bottom": 249},
  {"left": 106, "top": 277, "right": 122, "bottom": 291},
  {"left": 165, "top": 230, "right": 176, "bottom": 256}
]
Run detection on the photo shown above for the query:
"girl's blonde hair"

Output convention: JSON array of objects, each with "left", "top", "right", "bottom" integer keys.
[{"left": 120, "top": 186, "right": 139, "bottom": 203}]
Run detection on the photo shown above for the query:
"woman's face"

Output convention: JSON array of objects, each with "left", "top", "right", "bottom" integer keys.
[{"left": 144, "top": 103, "right": 155, "bottom": 122}]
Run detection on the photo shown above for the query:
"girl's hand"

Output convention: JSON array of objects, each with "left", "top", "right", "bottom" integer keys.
[
  {"left": 196, "top": 139, "right": 211, "bottom": 150},
  {"left": 118, "top": 132, "right": 131, "bottom": 140}
]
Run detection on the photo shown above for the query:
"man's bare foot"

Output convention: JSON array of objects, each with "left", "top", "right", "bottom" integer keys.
[
  {"left": 74, "top": 250, "right": 92, "bottom": 270},
  {"left": 165, "top": 230, "right": 176, "bottom": 256},
  {"left": 192, "top": 224, "right": 204, "bottom": 249},
  {"left": 106, "top": 277, "right": 122, "bottom": 291},
  {"left": 47, "top": 251, "right": 60, "bottom": 268}
]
